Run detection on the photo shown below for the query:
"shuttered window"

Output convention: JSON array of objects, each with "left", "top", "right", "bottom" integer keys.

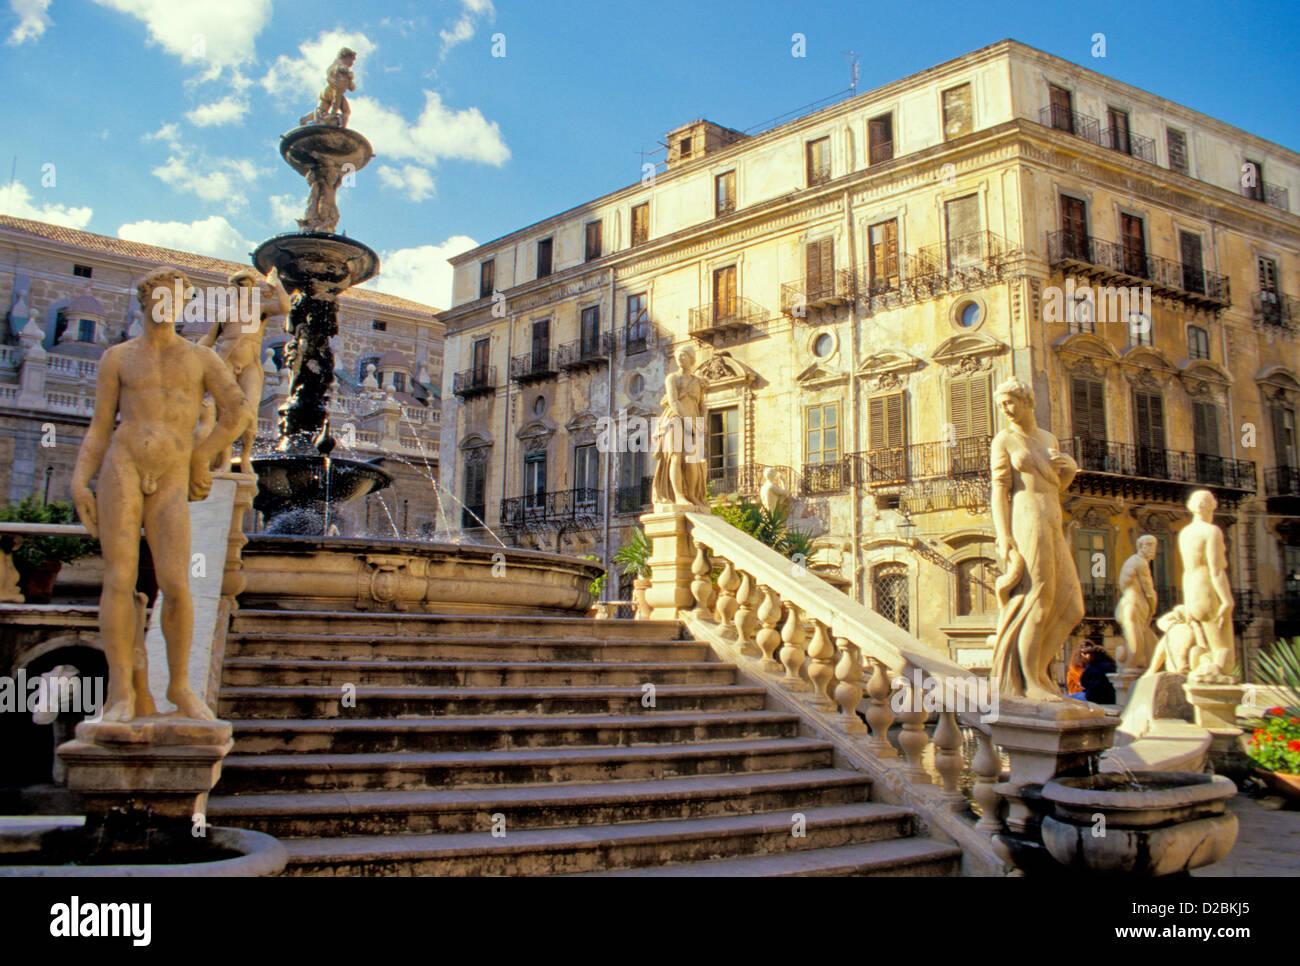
[
  {"left": 1061, "top": 196, "right": 1088, "bottom": 259},
  {"left": 1180, "top": 231, "right": 1205, "bottom": 294},
  {"left": 1272, "top": 405, "right": 1298, "bottom": 468},
  {"left": 942, "top": 84, "right": 972, "bottom": 140},
  {"left": 1107, "top": 107, "right": 1131, "bottom": 154},
  {"left": 574, "top": 445, "right": 599, "bottom": 497},
  {"left": 949, "top": 374, "right": 992, "bottom": 440},
  {"left": 868, "top": 220, "right": 899, "bottom": 293},
  {"left": 631, "top": 203, "right": 649, "bottom": 245},
  {"left": 1187, "top": 325, "right": 1210, "bottom": 360},
  {"left": 806, "top": 137, "right": 831, "bottom": 186},
  {"left": 479, "top": 259, "right": 495, "bottom": 299},
  {"left": 712, "top": 265, "right": 737, "bottom": 319},
  {"left": 1049, "top": 85, "right": 1074, "bottom": 133},
  {"left": 1121, "top": 214, "right": 1146, "bottom": 277},
  {"left": 1133, "top": 390, "right": 1167, "bottom": 477},
  {"left": 805, "top": 238, "right": 834, "bottom": 300},
  {"left": 1166, "top": 128, "right": 1189, "bottom": 174},
  {"left": 463, "top": 459, "right": 486, "bottom": 513},
  {"left": 945, "top": 195, "right": 981, "bottom": 267},
  {"left": 1193, "top": 402, "right": 1221, "bottom": 457},
  {"left": 715, "top": 171, "right": 735, "bottom": 216},
  {"left": 584, "top": 221, "right": 602, "bottom": 261},
  {"left": 472, "top": 337, "right": 490, "bottom": 376},
  {"left": 868, "top": 392, "right": 906, "bottom": 450},
  {"left": 531, "top": 319, "right": 550, "bottom": 363},
  {"left": 536, "top": 237, "right": 553, "bottom": 278},
  {"left": 868, "top": 114, "right": 893, "bottom": 164},
  {"left": 1071, "top": 378, "right": 1107, "bottom": 442}
]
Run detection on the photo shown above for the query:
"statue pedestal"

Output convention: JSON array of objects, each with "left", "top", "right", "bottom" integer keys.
[
  {"left": 1184, "top": 682, "right": 1246, "bottom": 777},
  {"left": 641, "top": 508, "right": 697, "bottom": 620},
  {"left": 1108, "top": 667, "right": 1144, "bottom": 709}
]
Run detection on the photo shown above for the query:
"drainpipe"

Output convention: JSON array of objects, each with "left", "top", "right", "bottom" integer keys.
[
  {"left": 603, "top": 268, "right": 616, "bottom": 601},
  {"left": 502, "top": 315, "right": 512, "bottom": 536},
  {"left": 842, "top": 186, "right": 863, "bottom": 603}
]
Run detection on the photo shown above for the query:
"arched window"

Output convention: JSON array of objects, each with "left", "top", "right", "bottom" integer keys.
[
  {"left": 956, "top": 557, "right": 998, "bottom": 616},
  {"left": 872, "top": 563, "right": 909, "bottom": 631}
]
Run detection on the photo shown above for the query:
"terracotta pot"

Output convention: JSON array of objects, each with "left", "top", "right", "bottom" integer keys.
[
  {"left": 1254, "top": 767, "right": 1300, "bottom": 801},
  {"left": 18, "top": 560, "right": 62, "bottom": 604}
]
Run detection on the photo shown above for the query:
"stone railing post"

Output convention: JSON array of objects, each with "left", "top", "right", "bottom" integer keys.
[
  {"left": 932, "top": 709, "right": 965, "bottom": 806},
  {"left": 714, "top": 558, "right": 740, "bottom": 635},
  {"left": 864, "top": 659, "right": 897, "bottom": 758},
  {"left": 640, "top": 509, "right": 695, "bottom": 620},
  {"left": 732, "top": 571, "right": 761, "bottom": 658},
  {"left": 755, "top": 585, "right": 783, "bottom": 672},
  {"left": 806, "top": 620, "right": 837, "bottom": 711},
  {"left": 971, "top": 730, "right": 1004, "bottom": 834},
  {"left": 895, "top": 671, "right": 932, "bottom": 785},
  {"left": 690, "top": 543, "right": 716, "bottom": 617},
  {"left": 778, "top": 601, "right": 808, "bottom": 691},
  {"left": 833, "top": 637, "right": 867, "bottom": 735}
]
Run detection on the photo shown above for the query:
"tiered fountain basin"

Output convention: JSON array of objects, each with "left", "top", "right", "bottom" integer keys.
[
  {"left": 250, "top": 454, "right": 393, "bottom": 535},
  {"left": 1040, "top": 771, "right": 1238, "bottom": 876},
  {"left": 240, "top": 535, "right": 603, "bottom": 615}
]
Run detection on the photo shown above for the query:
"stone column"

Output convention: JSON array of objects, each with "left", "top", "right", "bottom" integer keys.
[{"left": 640, "top": 508, "right": 695, "bottom": 620}]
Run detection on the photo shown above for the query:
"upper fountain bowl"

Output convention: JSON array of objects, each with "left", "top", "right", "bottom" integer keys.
[
  {"left": 280, "top": 124, "right": 374, "bottom": 178},
  {"left": 253, "top": 232, "right": 379, "bottom": 296}
]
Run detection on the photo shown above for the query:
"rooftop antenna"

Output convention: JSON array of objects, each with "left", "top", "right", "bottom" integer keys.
[{"left": 843, "top": 51, "right": 860, "bottom": 92}]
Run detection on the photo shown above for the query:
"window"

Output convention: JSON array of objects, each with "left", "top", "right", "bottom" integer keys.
[
  {"left": 1177, "top": 231, "right": 1205, "bottom": 295},
  {"left": 523, "top": 453, "right": 547, "bottom": 511},
  {"left": 949, "top": 373, "right": 992, "bottom": 445},
  {"left": 626, "top": 293, "right": 649, "bottom": 351},
  {"left": 631, "top": 202, "right": 649, "bottom": 246},
  {"left": 536, "top": 238, "right": 553, "bottom": 278},
  {"left": 580, "top": 305, "right": 600, "bottom": 355},
  {"left": 944, "top": 194, "right": 981, "bottom": 268},
  {"left": 1187, "top": 325, "right": 1210, "bottom": 360},
  {"left": 957, "top": 301, "right": 982, "bottom": 328},
  {"left": 1129, "top": 312, "right": 1153, "bottom": 347},
  {"left": 574, "top": 444, "right": 599, "bottom": 502},
  {"left": 618, "top": 449, "right": 648, "bottom": 511},
  {"left": 1244, "top": 158, "right": 1265, "bottom": 202},
  {"left": 872, "top": 564, "right": 909, "bottom": 631},
  {"left": 1060, "top": 195, "right": 1089, "bottom": 259},
  {"left": 1071, "top": 377, "right": 1107, "bottom": 444},
  {"left": 1167, "top": 128, "right": 1189, "bottom": 175},
  {"left": 806, "top": 136, "right": 831, "bottom": 186},
  {"left": 867, "top": 114, "right": 893, "bottom": 164},
  {"left": 479, "top": 259, "right": 495, "bottom": 299},
  {"left": 462, "top": 458, "right": 487, "bottom": 527},
  {"left": 805, "top": 237, "right": 834, "bottom": 300},
  {"left": 391, "top": 372, "right": 406, "bottom": 393},
  {"left": 707, "top": 407, "right": 740, "bottom": 493},
  {"left": 472, "top": 337, "right": 490, "bottom": 379},
  {"left": 1133, "top": 390, "right": 1167, "bottom": 477},
  {"left": 1107, "top": 107, "right": 1131, "bottom": 155},
  {"left": 806, "top": 403, "right": 840, "bottom": 464},
  {"left": 1193, "top": 401, "right": 1223, "bottom": 482},
  {"left": 530, "top": 318, "right": 550, "bottom": 368},
  {"left": 867, "top": 219, "right": 899, "bottom": 293},
  {"left": 77, "top": 319, "right": 95, "bottom": 343},
  {"left": 678, "top": 136, "right": 692, "bottom": 159},
  {"left": 942, "top": 85, "right": 972, "bottom": 140},
  {"left": 813, "top": 333, "right": 833, "bottom": 357},
  {"left": 1120, "top": 213, "right": 1147, "bottom": 278},
  {"left": 1048, "top": 85, "right": 1074, "bottom": 133},
  {"left": 956, "top": 557, "right": 997, "bottom": 616},
  {"left": 1271, "top": 404, "right": 1298, "bottom": 468},
  {"left": 715, "top": 170, "right": 736, "bottom": 217},
  {"left": 1259, "top": 256, "right": 1280, "bottom": 306},
  {"left": 585, "top": 221, "right": 602, "bottom": 261},
  {"left": 1069, "top": 289, "right": 1096, "bottom": 334},
  {"left": 371, "top": 319, "right": 387, "bottom": 331},
  {"left": 866, "top": 392, "right": 906, "bottom": 484},
  {"left": 73, "top": 264, "right": 92, "bottom": 278},
  {"left": 712, "top": 264, "right": 737, "bottom": 320}
]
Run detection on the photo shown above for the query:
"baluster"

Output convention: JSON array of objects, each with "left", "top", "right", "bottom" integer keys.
[
  {"left": 971, "top": 730, "right": 1004, "bottom": 834},
  {"left": 690, "top": 543, "right": 715, "bottom": 616},
  {"left": 805, "top": 620, "right": 837, "bottom": 711},
  {"left": 714, "top": 557, "right": 740, "bottom": 635},
  {"left": 833, "top": 637, "right": 867, "bottom": 734},
  {"left": 895, "top": 670, "right": 932, "bottom": 784},
  {"left": 755, "top": 585, "right": 783, "bottom": 672},
  {"left": 864, "top": 659, "right": 897, "bottom": 758},
  {"left": 932, "top": 710, "right": 964, "bottom": 805},
  {"left": 732, "top": 572, "right": 761, "bottom": 657},
  {"left": 778, "top": 601, "right": 809, "bottom": 691}
]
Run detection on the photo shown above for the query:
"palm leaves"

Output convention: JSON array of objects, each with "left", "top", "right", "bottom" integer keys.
[
  {"left": 1254, "top": 638, "right": 1300, "bottom": 714},
  {"left": 612, "top": 527, "right": 652, "bottom": 579},
  {"left": 712, "top": 497, "right": 814, "bottom": 562}
]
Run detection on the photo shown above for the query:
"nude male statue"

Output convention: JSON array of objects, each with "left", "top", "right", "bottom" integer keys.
[
  {"left": 1179, "top": 489, "right": 1236, "bottom": 682},
  {"left": 1114, "top": 534, "right": 1159, "bottom": 669},
  {"left": 71, "top": 266, "right": 248, "bottom": 723},
  {"left": 315, "top": 47, "right": 356, "bottom": 127}
]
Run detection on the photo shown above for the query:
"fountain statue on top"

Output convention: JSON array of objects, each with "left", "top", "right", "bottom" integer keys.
[{"left": 250, "top": 46, "right": 392, "bottom": 534}]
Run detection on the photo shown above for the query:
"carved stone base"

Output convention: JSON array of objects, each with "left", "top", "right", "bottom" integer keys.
[
  {"left": 989, "top": 698, "right": 1118, "bottom": 787},
  {"left": 641, "top": 510, "right": 695, "bottom": 620},
  {"left": 1184, "top": 682, "right": 1247, "bottom": 778}
]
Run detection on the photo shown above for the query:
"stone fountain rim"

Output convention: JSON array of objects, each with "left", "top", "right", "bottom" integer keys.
[
  {"left": 242, "top": 532, "right": 604, "bottom": 573},
  {"left": 1042, "top": 770, "right": 1237, "bottom": 811}
]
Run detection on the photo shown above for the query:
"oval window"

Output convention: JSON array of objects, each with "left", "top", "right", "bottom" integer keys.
[
  {"left": 813, "top": 333, "right": 833, "bottom": 357},
  {"left": 958, "top": 301, "right": 982, "bottom": 328}
]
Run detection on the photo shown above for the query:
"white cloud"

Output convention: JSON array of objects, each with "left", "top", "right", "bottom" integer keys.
[
  {"left": 151, "top": 151, "right": 262, "bottom": 208},
  {"left": 91, "top": 0, "right": 271, "bottom": 71},
  {"left": 363, "top": 236, "right": 477, "bottom": 310},
  {"left": 377, "top": 164, "right": 435, "bottom": 202},
  {"left": 260, "top": 28, "right": 377, "bottom": 99},
  {"left": 118, "top": 215, "right": 254, "bottom": 262},
  {"left": 269, "top": 193, "right": 301, "bottom": 229},
  {"left": 352, "top": 91, "right": 508, "bottom": 166},
  {"left": 0, "top": 180, "right": 92, "bottom": 228},
  {"left": 145, "top": 122, "right": 182, "bottom": 148},
  {"left": 186, "top": 95, "right": 247, "bottom": 127},
  {"left": 440, "top": 0, "right": 493, "bottom": 56},
  {"left": 6, "top": 0, "right": 51, "bottom": 45}
]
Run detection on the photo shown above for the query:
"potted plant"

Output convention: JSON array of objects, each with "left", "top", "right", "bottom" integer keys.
[
  {"left": 576, "top": 553, "right": 607, "bottom": 618},
  {"left": 0, "top": 496, "right": 99, "bottom": 603},
  {"left": 1246, "top": 637, "right": 1300, "bottom": 799},
  {"left": 613, "top": 527, "right": 652, "bottom": 620}
]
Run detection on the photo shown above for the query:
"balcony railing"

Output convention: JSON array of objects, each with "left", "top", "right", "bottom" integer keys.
[
  {"left": 499, "top": 487, "right": 603, "bottom": 530},
  {"left": 1102, "top": 127, "right": 1156, "bottom": 164},
  {"left": 1046, "top": 230, "right": 1230, "bottom": 308},
  {"left": 706, "top": 462, "right": 793, "bottom": 499},
  {"left": 1242, "top": 182, "right": 1291, "bottom": 212},
  {"left": 780, "top": 269, "right": 855, "bottom": 317},
  {"left": 868, "top": 139, "right": 893, "bottom": 165},
  {"left": 557, "top": 332, "right": 612, "bottom": 371},
  {"left": 509, "top": 351, "right": 557, "bottom": 383},
  {"left": 452, "top": 366, "right": 496, "bottom": 399},
  {"left": 1253, "top": 292, "right": 1300, "bottom": 331},
  {"left": 615, "top": 476, "right": 652, "bottom": 513},
  {"left": 802, "top": 458, "right": 852, "bottom": 495},
  {"left": 623, "top": 321, "right": 661, "bottom": 355},
  {"left": 1063, "top": 438, "right": 1257, "bottom": 491},
  {"left": 688, "top": 296, "right": 767, "bottom": 338},
  {"left": 860, "top": 232, "right": 1013, "bottom": 309},
  {"left": 1038, "top": 105, "right": 1102, "bottom": 144},
  {"left": 1080, "top": 584, "right": 1117, "bottom": 620},
  {"left": 850, "top": 436, "right": 992, "bottom": 489},
  {"left": 1264, "top": 465, "right": 1300, "bottom": 498}
]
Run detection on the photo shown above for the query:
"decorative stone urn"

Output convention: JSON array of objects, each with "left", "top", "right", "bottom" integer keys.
[{"left": 1039, "top": 771, "right": 1238, "bottom": 876}]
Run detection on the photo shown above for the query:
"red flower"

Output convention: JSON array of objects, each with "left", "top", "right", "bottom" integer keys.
[
  {"left": 1268, "top": 706, "right": 1286, "bottom": 716},
  {"left": 1290, "top": 717, "right": 1299, "bottom": 725},
  {"left": 1289, "top": 739, "right": 1300, "bottom": 752},
  {"left": 1254, "top": 728, "right": 1266, "bottom": 737}
]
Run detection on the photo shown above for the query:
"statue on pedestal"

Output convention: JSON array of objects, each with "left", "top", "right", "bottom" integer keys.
[
  {"left": 1179, "top": 489, "right": 1236, "bottom": 683},
  {"left": 1115, "top": 535, "right": 1159, "bottom": 670},
  {"left": 759, "top": 467, "right": 789, "bottom": 514},
  {"left": 988, "top": 377, "right": 1084, "bottom": 701},
  {"left": 651, "top": 344, "right": 708, "bottom": 507},
  {"left": 70, "top": 266, "right": 248, "bottom": 723},
  {"left": 301, "top": 47, "right": 356, "bottom": 128}
]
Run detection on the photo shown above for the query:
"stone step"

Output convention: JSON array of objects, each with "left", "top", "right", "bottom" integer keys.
[
  {"left": 571, "top": 838, "right": 963, "bottom": 877},
  {"left": 206, "top": 768, "right": 873, "bottom": 837},
  {"left": 214, "top": 737, "right": 834, "bottom": 794},
  {"left": 221, "top": 658, "right": 737, "bottom": 689},
  {"left": 228, "top": 710, "right": 802, "bottom": 755},
  {"left": 217, "top": 683, "right": 768, "bottom": 719},
  {"left": 224, "top": 633, "right": 711, "bottom": 663},
  {"left": 230, "top": 610, "right": 683, "bottom": 642},
  {"left": 277, "top": 804, "right": 917, "bottom": 876}
]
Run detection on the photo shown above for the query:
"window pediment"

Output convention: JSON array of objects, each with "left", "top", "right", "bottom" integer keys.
[
  {"left": 1051, "top": 331, "right": 1121, "bottom": 361},
  {"left": 697, "top": 350, "right": 757, "bottom": 390},
  {"left": 931, "top": 333, "right": 1007, "bottom": 369},
  {"left": 796, "top": 363, "right": 848, "bottom": 389}
]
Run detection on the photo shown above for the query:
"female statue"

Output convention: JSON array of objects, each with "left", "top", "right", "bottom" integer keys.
[
  {"left": 989, "top": 377, "right": 1084, "bottom": 701},
  {"left": 651, "top": 344, "right": 709, "bottom": 506}
]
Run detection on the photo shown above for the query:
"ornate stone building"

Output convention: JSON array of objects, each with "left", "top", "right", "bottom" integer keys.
[
  {"left": 0, "top": 215, "right": 444, "bottom": 537},
  {"left": 437, "top": 39, "right": 1299, "bottom": 673}
]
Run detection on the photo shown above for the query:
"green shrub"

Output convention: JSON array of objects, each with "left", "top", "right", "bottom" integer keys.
[
  {"left": 711, "top": 497, "right": 814, "bottom": 562},
  {"left": 0, "top": 496, "right": 99, "bottom": 573}
]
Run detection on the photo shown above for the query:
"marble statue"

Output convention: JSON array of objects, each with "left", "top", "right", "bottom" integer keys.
[
  {"left": 759, "top": 467, "right": 789, "bottom": 514},
  {"left": 1145, "top": 605, "right": 1202, "bottom": 676},
  {"left": 70, "top": 266, "right": 247, "bottom": 723},
  {"left": 197, "top": 268, "right": 291, "bottom": 471},
  {"left": 298, "top": 160, "right": 344, "bottom": 234},
  {"left": 303, "top": 47, "right": 356, "bottom": 128},
  {"left": 1179, "top": 489, "right": 1236, "bottom": 682},
  {"left": 1115, "top": 535, "right": 1159, "bottom": 669},
  {"left": 651, "top": 344, "right": 709, "bottom": 507},
  {"left": 362, "top": 362, "right": 379, "bottom": 390},
  {"left": 988, "top": 377, "right": 1084, "bottom": 701}
]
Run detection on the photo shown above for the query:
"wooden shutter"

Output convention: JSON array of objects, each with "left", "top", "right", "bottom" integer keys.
[
  {"left": 1049, "top": 85, "right": 1073, "bottom": 132},
  {"left": 869, "top": 221, "right": 899, "bottom": 290},
  {"left": 532, "top": 319, "right": 549, "bottom": 358},
  {"left": 949, "top": 374, "right": 992, "bottom": 442},
  {"left": 1166, "top": 129, "right": 1188, "bottom": 174},
  {"left": 585, "top": 222, "right": 601, "bottom": 261},
  {"left": 949, "top": 379, "right": 970, "bottom": 441},
  {"left": 1121, "top": 214, "right": 1146, "bottom": 276},
  {"left": 1108, "top": 108, "right": 1130, "bottom": 153},
  {"left": 713, "top": 265, "right": 737, "bottom": 317},
  {"left": 806, "top": 238, "right": 833, "bottom": 297},
  {"left": 472, "top": 338, "right": 489, "bottom": 372},
  {"left": 1061, "top": 196, "right": 1088, "bottom": 255},
  {"left": 1134, "top": 391, "right": 1165, "bottom": 450},
  {"left": 1259, "top": 257, "right": 1279, "bottom": 295},
  {"left": 1071, "top": 378, "right": 1106, "bottom": 441},
  {"left": 1273, "top": 406, "right": 1297, "bottom": 467},
  {"left": 464, "top": 460, "right": 486, "bottom": 508},
  {"left": 1193, "top": 402, "right": 1220, "bottom": 457},
  {"left": 969, "top": 374, "right": 991, "bottom": 437}
]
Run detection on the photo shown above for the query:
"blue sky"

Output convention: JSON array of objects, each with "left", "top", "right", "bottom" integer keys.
[{"left": 2, "top": 0, "right": 1298, "bottom": 309}]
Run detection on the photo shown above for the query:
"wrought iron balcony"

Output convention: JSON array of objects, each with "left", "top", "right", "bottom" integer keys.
[
  {"left": 850, "top": 436, "right": 992, "bottom": 488},
  {"left": 1264, "top": 465, "right": 1300, "bottom": 498},
  {"left": 1242, "top": 181, "right": 1291, "bottom": 212},
  {"left": 780, "top": 269, "right": 855, "bottom": 317},
  {"left": 615, "top": 476, "right": 652, "bottom": 513},
  {"left": 1103, "top": 126, "right": 1157, "bottom": 164},
  {"left": 1253, "top": 292, "right": 1299, "bottom": 331},
  {"left": 499, "top": 487, "right": 603, "bottom": 531},
  {"left": 868, "top": 139, "right": 894, "bottom": 165},
  {"left": 860, "top": 232, "right": 1013, "bottom": 311},
  {"left": 688, "top": 296, "right": 767, "bottom": 339},
  {"left": 1046, "top": 230, "right": 1230, "bottom": 310},
  {"left": 1038, "top": 105, "right": 1102, "bottom": 144},
  {"left": 802, "top": 458, "right": 852, "bottom": 495},
  {"left": 461, "top": 504, "right": 487, "bottom": 529},
  {"left": 452, "top": 365, "right": 496, "bottom": 399},
  {"left": 1063, "top": 438, "right": 1256, "bottom": 497},
  {"left": 509, "top": 351, "right": 557, "bottom": 384},
  {"left": 1080, "top": 584, "right": 1117, "bottom": 620},
  {"left": 706, "top": 463, "right": 793, "bottom": 499},
  {"left": 623, "top": 321, "right": 662, "bottom": 355},
  {"left": 557, "top": 332, "right": 612, "bottom": 372}
]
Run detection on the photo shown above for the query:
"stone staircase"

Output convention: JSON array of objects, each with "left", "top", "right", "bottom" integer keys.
[{"left": 205, "top": 609, "right": 962, "bottom": 876}]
